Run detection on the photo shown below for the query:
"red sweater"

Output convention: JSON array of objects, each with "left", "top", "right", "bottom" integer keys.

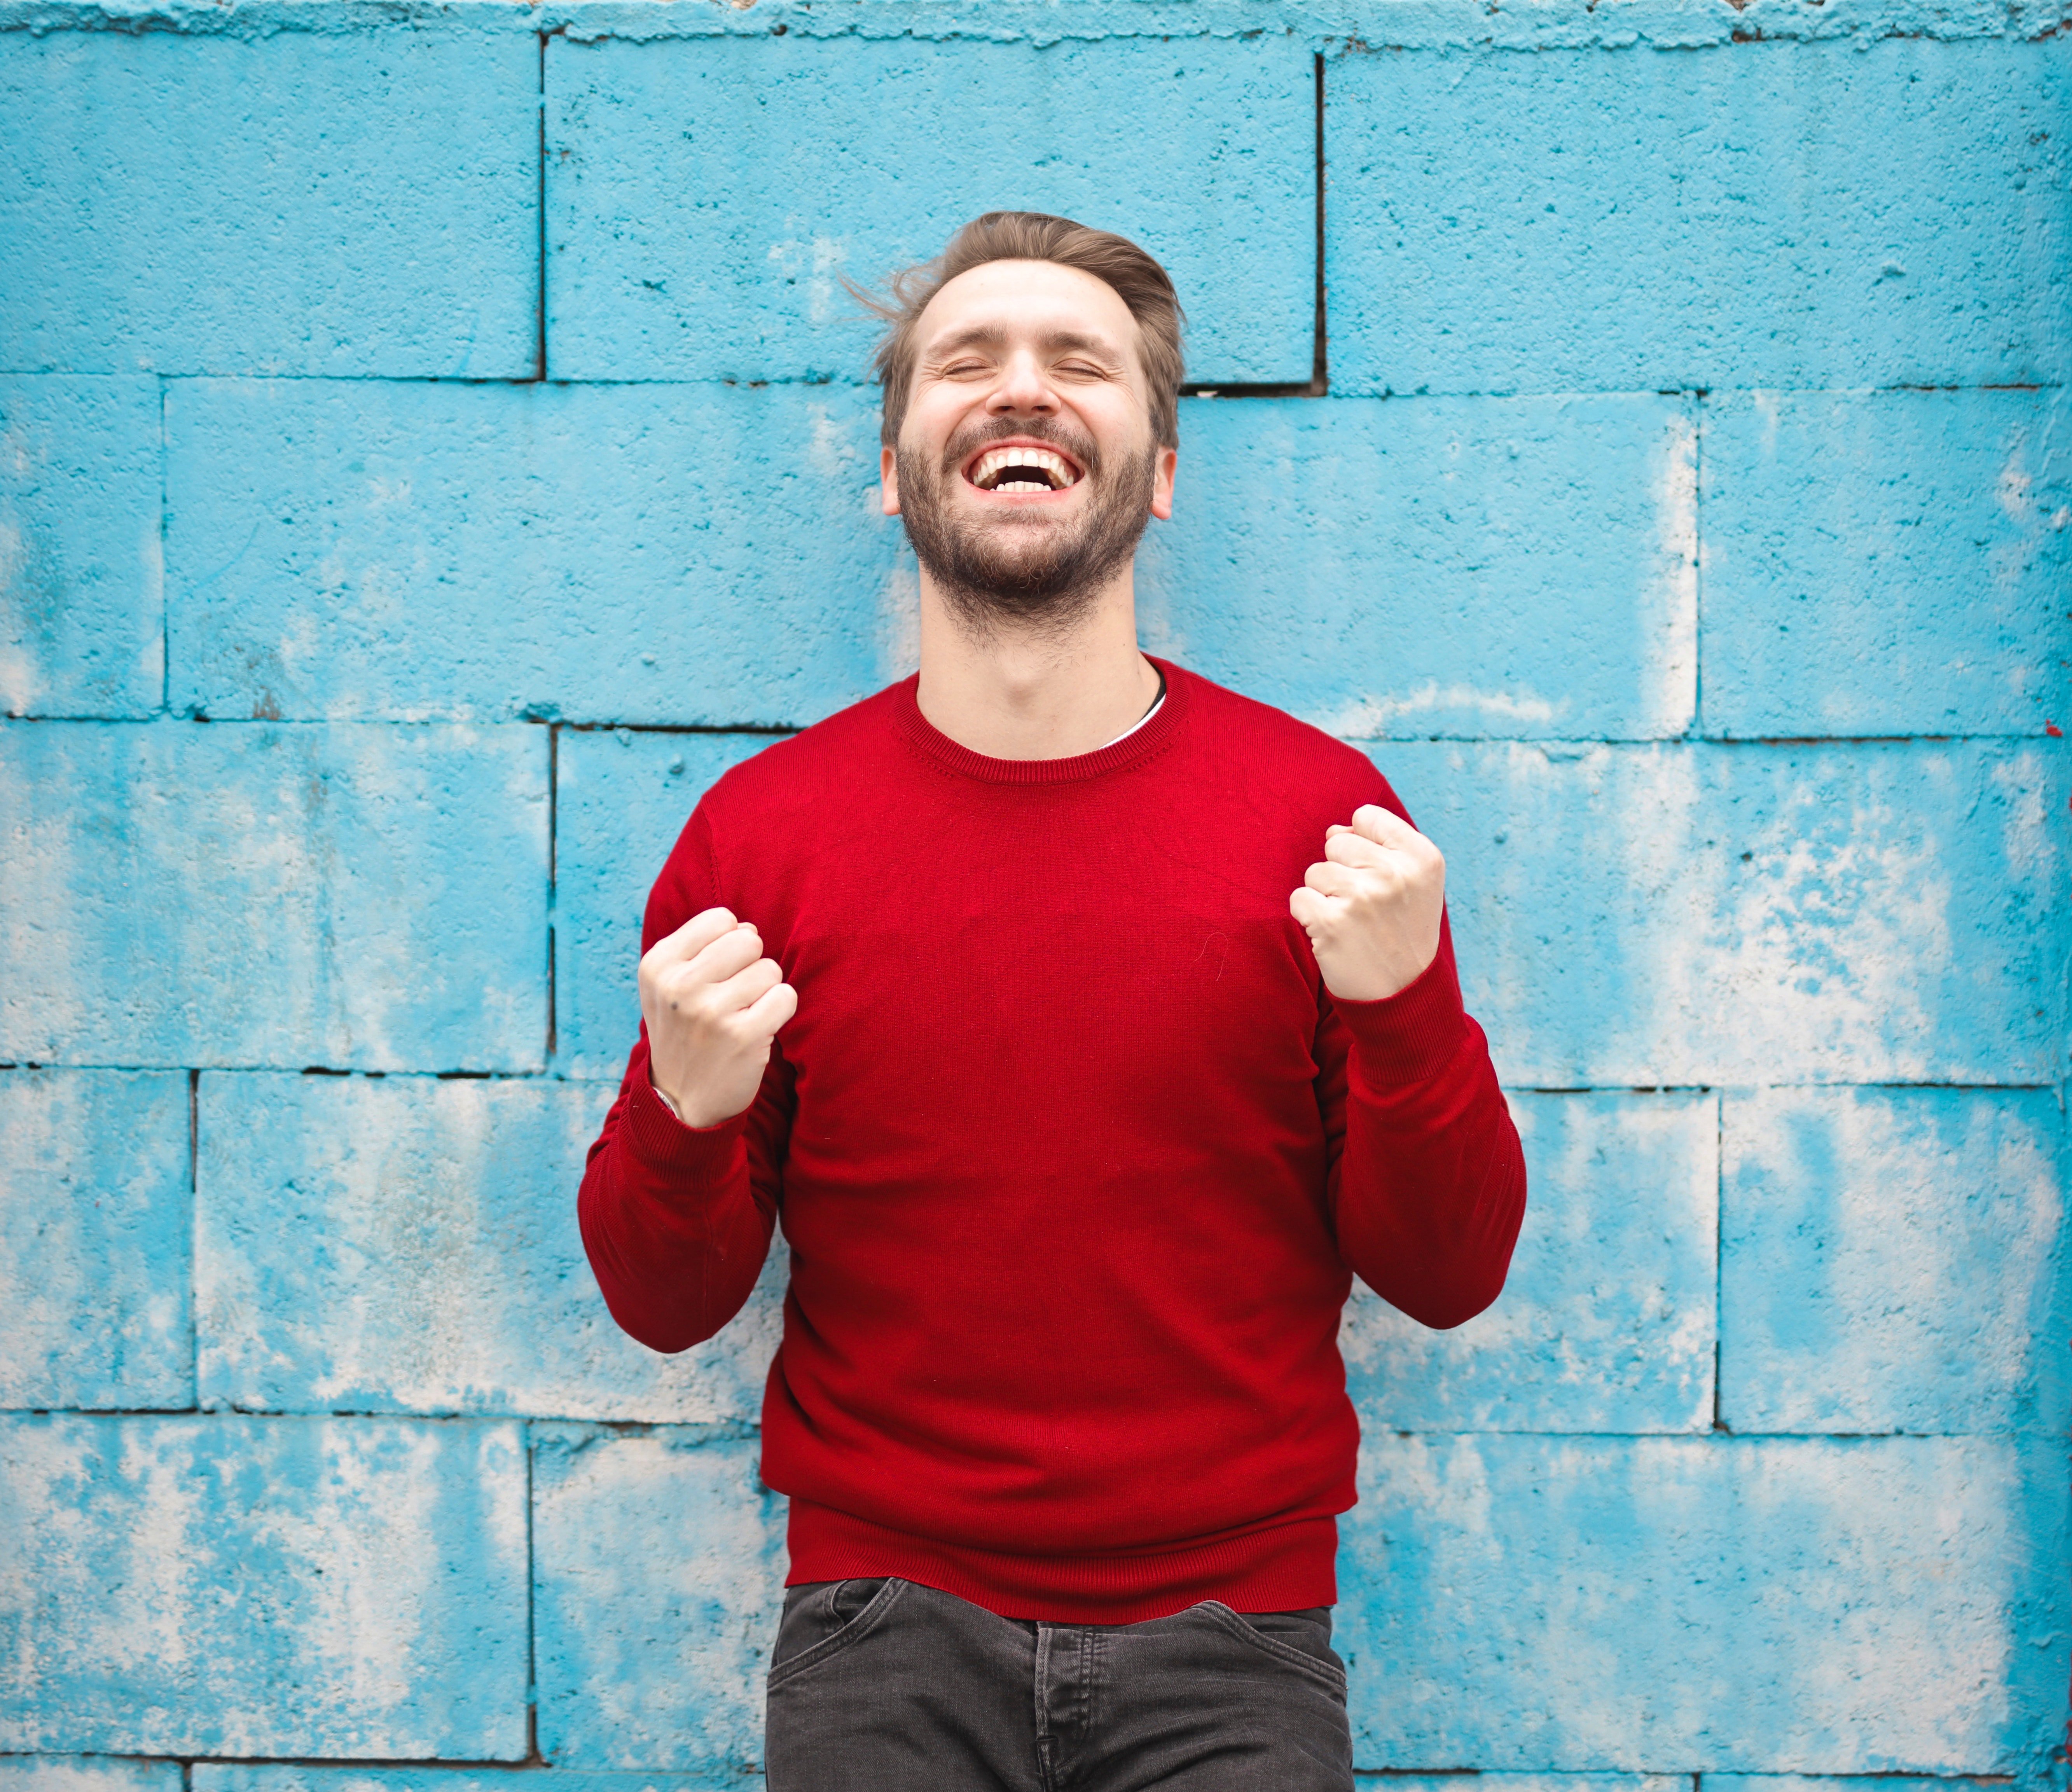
[{"left": 578, "top": 661, "right": 1526, "bottom": 1623}]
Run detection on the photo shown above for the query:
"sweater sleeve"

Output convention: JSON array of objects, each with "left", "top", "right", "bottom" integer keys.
[
  {"left": 1316, "top": 795, "right": 1528, "bottom": 1331},
  {"left": 576, "top": 803, "right": 790, "bottom": 1355}
]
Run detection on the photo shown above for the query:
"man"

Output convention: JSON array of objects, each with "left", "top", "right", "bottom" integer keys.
[{"left": 578, "top": 211, "right": 1527, "bottom": 1790}]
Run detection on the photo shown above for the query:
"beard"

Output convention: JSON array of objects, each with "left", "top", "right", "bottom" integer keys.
[{"left": 895, "top": 417, "right": 1158, "bottom": 637}]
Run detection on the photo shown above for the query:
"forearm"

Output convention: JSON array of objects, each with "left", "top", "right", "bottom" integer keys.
[
  {"left": 1330, "top": 945, "right": 1528, "bottom": 1331},
  {"left": 577, "top": 1043, "right": 776, "bottom": 1354}
]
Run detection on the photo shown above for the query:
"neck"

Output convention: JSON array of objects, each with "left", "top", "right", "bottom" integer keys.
[{"left": 913, "top": 562, "right": 1160, "bottom": 760}]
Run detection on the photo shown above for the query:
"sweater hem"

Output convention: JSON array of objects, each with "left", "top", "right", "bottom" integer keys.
[{"left": 783, "top": 1496, "right": 1340, "bottom": 1623}]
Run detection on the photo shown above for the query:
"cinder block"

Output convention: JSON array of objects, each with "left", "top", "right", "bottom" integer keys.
[
  {"left": 0, "top": 1069, "right": 192, "bottom": 1410},
  {"left": 1701, "top": 389, "right": 2070, "bottom": 738},
  {"left": 532, "top": 1429, "right": 785, "bottom": 1773},
  {"left": 1, "top": 377, "right": 163, "bottom": 718},
  {"left": 1328, "top": 40, "right": 2070, "bottom": 395},
  {"left": 1708, "top": 1780, "right": 1958, "bottom": 1792},
  {"left": 0, "top": 30, "right": 536, "bottom": 377},
  {"left": 1338, "top": 1434, "right": 2069, "bottom": 1771},
  {"left": 165, "top": 380, "right": 901, "bottom": 725},
  {"left": 0, "top": 721, "right": 547, "bottom": 1071},
  {"left": 1722, "top": 1089, "right": 2068, "bottom": 1436},
  {"left": 1371, "top": 1781, "right": 1686, "bottom": 1792},
  {"left": 556, "top": 730, "right": 779, "bottom": 1079},
  {"left": 1141, "top": 394, "right": 1697, "bottom": 739},
  {"left": 0, "top": 1415, "right": 528, "bottom": 1757},
  {"left": 0, "top": 1760, "right": 182, "bottom": 1792},
  {"left": 1342, "top": 1092, "right": 1716, "bottom": 1433},
  {"left": 1379, "top": 740, "right": 2067, "bottom": 1086},
  {"left": 198, "top": 1774, "right": 751, "bottom": 1792},
  {"left": 196, "top": 1073, "right": 784, "bottom": 1423},
  {"left": 546, "top": 34, "right": 1314, "bottom": 384}
]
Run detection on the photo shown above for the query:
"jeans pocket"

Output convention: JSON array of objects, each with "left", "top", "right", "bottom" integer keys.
[
  {"left": 767, "top": 1577, "right": 902, "bottom": 1688},
  {"left": 1202, "top": 1602, "right": 1349, "bottom": 1694}
]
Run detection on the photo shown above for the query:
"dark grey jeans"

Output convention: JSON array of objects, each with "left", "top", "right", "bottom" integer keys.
[{"left": 764, "top": 1577, "right": 1355, "bottom": 1791}]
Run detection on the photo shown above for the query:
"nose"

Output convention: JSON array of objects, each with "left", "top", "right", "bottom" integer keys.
[{"left": 986, "top": 349, "right": 1059, "bottom": 419}]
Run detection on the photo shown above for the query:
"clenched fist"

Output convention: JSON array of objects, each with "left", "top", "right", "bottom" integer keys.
[
  {"left": 638, "top": 906, "right": 797, "bottom": 1128},
  {"left": 1289, "top": 804, "right": 1445, "bottom": 1002}
]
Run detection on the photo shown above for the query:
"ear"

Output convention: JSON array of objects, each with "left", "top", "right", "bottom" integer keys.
[
  {"left": 880, "top": 444, "right": 901, "bottom": 518},
  {"left": 1150, "top": 445, "right": 1178, "bottom": 522}
]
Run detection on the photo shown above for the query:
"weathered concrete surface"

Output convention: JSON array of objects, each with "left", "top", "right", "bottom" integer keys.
[
  {"left": 1701, "top": 388, "right": 2070, "bottom": 740},
  {"left": 0, "top": 1415, "right": 528, "bottom": 1757},
  {"left": 0, "top": 721, "right": 547, "bottom": 1070},
  {"left": 0, "top": 29, "right": 537, "bottom": 378},
  {"left": 1328, "top": 40, "right": 2070, "bottom": 396},
  {"left": 1342, "top": 1092, "right": 1717, "bottom": 1434},
  {"left": 164, "top": 380, "right": 901, "bottom": 727},
  {"left": 196, "top": 1073, "right": 784, "bottom": 1423},
  {"left": 545, "top": 33, "right": 1314, "bottom": 384},
  {"left": 554, "top": 728, "right": 780, "bottom": 1079},
  {"left": 1337, "top": 1434, "right": 2070, "bottom": 1772},
  {"left": 1, "top": 4, "right": 2063, "bottom": 1780},
  {"left": 1722, "top": 1088, "right": 2069, "bottom": 1436},
  {"left": 0, "top": 376, "right": 164, "bottom": 719},
  {"left": 532, "top": 1429, "right": 786, "bottom": 1774},
  {"left": 0, "top": 1764, "right": 183, "bottom": 1792},
  {"left": 1381, "top": 741, "right": 2067, "bottom": 1087},
  {"left": 0, "top": 1069, "right": 192, "bottom": 1411},
  {"left": 1140, "top": 394, "right": 1698, "bottom": 739},
  {"left": 196, "top": 1774, "right": 753, "bottom": 1792}
]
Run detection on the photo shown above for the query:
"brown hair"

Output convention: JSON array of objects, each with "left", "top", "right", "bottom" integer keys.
[{"left": 853, "top": 211, "right": 1186, "bottom": 451}]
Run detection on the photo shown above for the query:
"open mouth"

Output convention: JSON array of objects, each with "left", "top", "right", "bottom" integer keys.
[{"left": 963, "top": 442, "right": 1084, "bottom": 494}]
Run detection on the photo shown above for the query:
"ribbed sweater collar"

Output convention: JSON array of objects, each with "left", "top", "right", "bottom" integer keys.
[{"left": 890, "top": 655, "right": 1191, "bottom": 786}]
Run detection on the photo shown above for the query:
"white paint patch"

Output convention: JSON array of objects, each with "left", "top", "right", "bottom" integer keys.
[
  {"left": 1726, "top": 1088, "right": 2063, "bottom": 1433},
  {"left": 805, "top": 402, "right": 863, "bottom": 482},
  {"left": 1641, "top": 409, "right": 1698, "bottom": 735},
  {"left": 1315, "top": 682, "right": 1564, "bottom": 739},
  {"left": 876, "top": 554, "right": 921, "bottom": 681},
  {"left": 0, "top": 517, "right": 39, "bottom": 714},
  {"left": 767, "top": 233, "right": 851, "bottom": 326}
]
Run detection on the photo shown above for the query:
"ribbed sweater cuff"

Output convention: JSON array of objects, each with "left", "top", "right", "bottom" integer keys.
[
  {"left": 1331, "top": 945, "right": 1470, "bottom": 1086},
  {"left": 624, "top": 1052, "right": 749, "bottom": 1185}
]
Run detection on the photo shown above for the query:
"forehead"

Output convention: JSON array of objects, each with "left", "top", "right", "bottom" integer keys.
[{"left": 914, "top": 259, "right": 1139, "bottom": 363}]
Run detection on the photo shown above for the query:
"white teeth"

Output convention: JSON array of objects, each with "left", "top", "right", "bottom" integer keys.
[{"left": 970, "top": 445, "right": 1079, "bottom": 491}]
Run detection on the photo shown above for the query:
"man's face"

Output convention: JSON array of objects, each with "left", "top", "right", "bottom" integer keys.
[{"left": 882, "top": 259, "right": 1178, "bottom": 632}]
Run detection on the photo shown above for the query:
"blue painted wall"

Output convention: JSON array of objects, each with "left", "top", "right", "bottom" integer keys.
[{"left": 2, "top": 2, "right": 2067, "bottom": 1785}]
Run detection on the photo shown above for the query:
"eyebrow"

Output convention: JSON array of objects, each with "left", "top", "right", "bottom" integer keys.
[{"left": 924, "top": 325, "right": 1127, "bottom": 365}]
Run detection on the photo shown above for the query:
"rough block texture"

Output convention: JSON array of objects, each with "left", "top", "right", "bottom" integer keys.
[
  {"left": 1141, "top": 395, "right": 1697, "bottom": 738},
  {"left": 554, "top": 729, "right": 779, "bottom": 1079},
  {"left": 1328, "top": 39, "right": 2070, "bottom": 395},
  {"left": 196, "top": 1072, "right": 783, "bottom": 1423},
  {"left": 165, "top": 379, "right": 901, "bottom": 727},
  {"left": 1336, "top": 1434, "right": 2070, "bottom": 1771},
  {"left": 0, "top": 721, "right": 547, "bottom": 1071},
  {"left": 0, "top": 30, "right": 537, "bottom": 378},
  {"left": 1382, "top": 740, "right": 2067, "bottom": 1087},
  {"left": 0, "top": 1069, "right": 192, "bottom": 1411},
  {"left": 0, "top": 376, "right": 164, "bottom": 718},
  {"left": 1342, "top": 1092, "right": 1717, "bottom": 1434},
  {"left": 0, "top": 1415, "right": 528, "bottom": 1757},
  {"left": 0, "top": 1761, "right": 182, "bottom": 1792},
  {"left": 196, "top": 1775, "right": 746, "bottom": 1792},
  {"left": 532, "top": 1430, "right": 785, "bottom": 1774},
  {"left": 3, "top": 5, "right": 2065, "bottom": 1784},
  {"left": 1722, "top": 1088, "right": 2069, "bottom": 1436},
  {"left": 546, "top": 33, "right": 1314, "bottom": 385},
  {"left": 1701, "top": 387, "right": 2071, "bottom": 739}
]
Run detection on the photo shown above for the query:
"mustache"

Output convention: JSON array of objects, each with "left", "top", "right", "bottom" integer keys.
[{"left": 938, "top": 416, "right": 1101, "bottom": 479}]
